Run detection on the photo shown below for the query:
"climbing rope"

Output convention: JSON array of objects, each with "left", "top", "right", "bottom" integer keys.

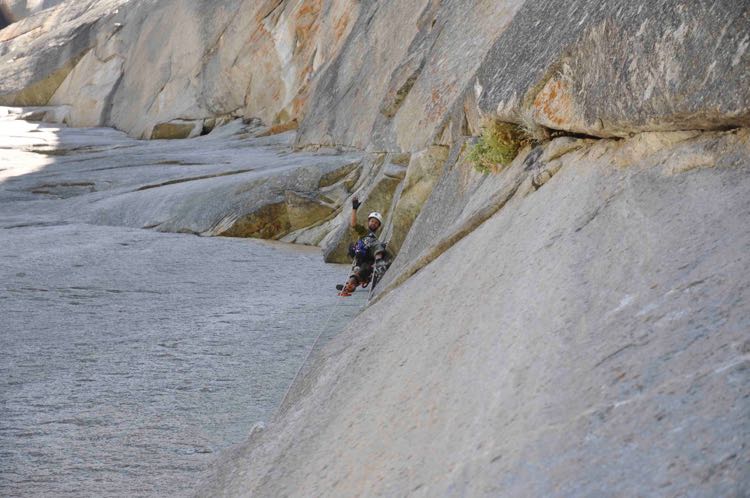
[{"left": 274, "top": 262, "right": 363, "bottom": 418}]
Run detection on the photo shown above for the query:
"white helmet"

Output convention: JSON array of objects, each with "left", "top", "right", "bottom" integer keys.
[{"left": 367, "top": 211, "right": 383, "bottom": 224}]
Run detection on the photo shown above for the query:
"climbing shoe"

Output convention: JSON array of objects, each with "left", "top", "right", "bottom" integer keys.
[{"left": 336, "top": 281, "right": 356, "bottom": 296}]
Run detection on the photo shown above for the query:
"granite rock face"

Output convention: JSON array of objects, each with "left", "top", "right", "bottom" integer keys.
[
  {"left": 381, "top": 145, "right": 449, "bottom": 255},
  {"left": 200, "top": 128, "right": 750, "bottom": 498},
  {"left": 2, "top": 1, "right": 750, "bottom": 496},
  {"left": 0, "top": 0, "right": 67, "bottom": 23},
  {"left": 0, "top": 0, "right": 358, "bottom": 139},
  {"left": 476, "top": 0, "right": 750, "bottom": 137},
  {"left": 296, "top": 0, "right": 525, "bottom": 151},
  {"left": 0, "top": 108, "right": 363, "bottom": 239},
  {"left": 1, "top": 0, "right": 746, "bottom": 145},
  {"left": 0, "top": 0, "right": 121, "bottom": 106},
  {"left": 301, "top": 0, "right": 750, "bottom": 148}
]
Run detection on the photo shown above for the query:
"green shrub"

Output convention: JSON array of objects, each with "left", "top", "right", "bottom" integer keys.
[{"left": 468, "top": 121, "right": 531, "bottom": 174}]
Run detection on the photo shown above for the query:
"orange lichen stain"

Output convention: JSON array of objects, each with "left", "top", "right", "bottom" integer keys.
[
  {"left": 533, "top": 78, "right": 572, "bottom": 127},
  {"left": 257, "top": 119, "right": 299, "bottom": 137},
  {"left": 291, "top": 91, "right": 308, "bottom": 117},
  {"left": 295, "top": 0, "right": 321, "bottom": 22},
  {"left": 248, "top": 24, "right": 271, "bottom": 47},
  {"left": 299, "top": 64, "right": 312, "bottom": 83},
  {"left": 333, "top": 13, "right": 350, "bottom": 42},
  {"left": 292, "top": 1, "right": 321, "bottom": 55},
  {"left": 424, "top": 82, "right": 456, "bottom": 122}
]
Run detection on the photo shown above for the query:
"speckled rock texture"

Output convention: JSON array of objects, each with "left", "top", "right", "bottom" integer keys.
[
  {"left": 475, "top": 0, "right": 750, "bottom": 137},
  {"left": 2, "top": 1, "right": 749, "bottom": 496},
  {"left": 295, "top": 0, "right": 525, "bottom": 151},
  {"left": 0, "top": 0, "right": 66, "bottom": 23},
  {"left": 0, "top": 108, "right": 363, "bottom": 239},
  {"left": 0, "top": 0, "right": 358, "bottom": 139},
  {"left": 199, "top": 129, "right": 750, "bottom": 498},
  {"left": 3, "top": 0, "right": 745, "bottom": 145}
]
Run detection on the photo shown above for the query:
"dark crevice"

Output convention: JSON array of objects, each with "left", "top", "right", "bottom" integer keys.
[
  {"left": 100, "top": 69, "right": 125, "bottom": 126},
  {"left": 592, "top": 341, "right": 650, "bottom": 369},
  {"left": 522, "top": 146, "right": 545, "bottom": 171},
  {"left": 0, "top": 6, "right": 10, "bottom": 29},
  {"left": 258, "top": 0, "right": 284, "bottom": 26},
  {"left": 135, "top": 169, "right": 253, "bottom": 191},
  {"left": 548, "top": 129, "right": 605, "bottom": 141},
  {"left": 3, "top": 221, "right": 71, "bottom": 230}
]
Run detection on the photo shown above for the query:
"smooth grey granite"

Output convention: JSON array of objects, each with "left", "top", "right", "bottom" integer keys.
[{"left": 199, "top": 128, "right": 750, "bottom": 497}]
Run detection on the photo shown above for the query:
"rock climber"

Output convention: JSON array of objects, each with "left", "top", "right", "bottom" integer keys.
[{"left": 337, "top": 196, "right": 387, "bottom": 296}]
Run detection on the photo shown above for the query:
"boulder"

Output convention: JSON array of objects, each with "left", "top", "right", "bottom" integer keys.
[{"left": 151, "top": 119, "right": 203, "bottom": 140}]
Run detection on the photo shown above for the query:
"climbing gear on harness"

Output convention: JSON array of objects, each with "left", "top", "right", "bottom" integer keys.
[
  {"left": 353, "top": 239, "right": 368, "bottom": 258},
  {"left": 374, "top": 259, "right": 388, "bottom": 276}
]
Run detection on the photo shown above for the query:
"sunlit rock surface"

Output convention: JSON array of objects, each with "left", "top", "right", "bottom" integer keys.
[
  {"left": 0, "top": 0, "right": 358, "bottom": 139},
  {"left": 475, "top": 0, "right": 750, "bottom": 136},
  {"left": 0, "top": 107, "right": 363, "bottom": 239},
  {"left": 2, "top": 0, "right": 749, "bottom": 496},
  {"left": 0, "top": 0, "right": 66, "bottom": 23},
  {"left": 4, "top": 1, "right": 745, "bottom": 145},
  {"left": 0, "top": 106, "right": 373, "bottom": 496},
  {"left": 200, "top": 128, "right": 750, "bottom": 498}
]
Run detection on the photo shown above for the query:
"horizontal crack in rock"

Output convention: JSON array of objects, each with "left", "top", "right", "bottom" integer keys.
[{"left": 135, "top": 169, "right": 254, "bottom": 191}]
